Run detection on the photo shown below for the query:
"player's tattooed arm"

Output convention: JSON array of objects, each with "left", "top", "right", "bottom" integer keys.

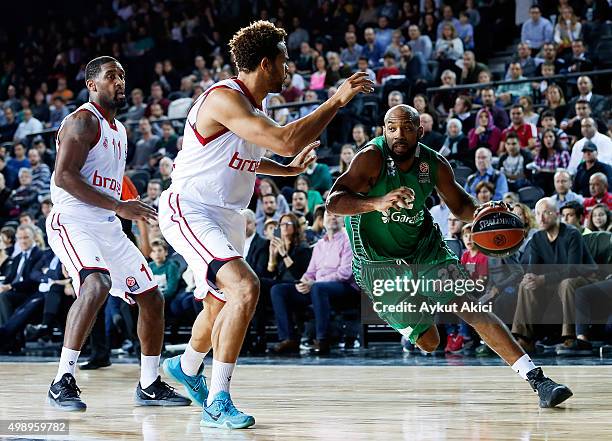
[
  {"left": 54, "top": 110, "right": 120, "bottom": 212},
  {"left": 435, "top": 156, "right": 479, "bottom": 222},
  {"left": 326, "top": 147, "right": 388, "bottom": 215}
]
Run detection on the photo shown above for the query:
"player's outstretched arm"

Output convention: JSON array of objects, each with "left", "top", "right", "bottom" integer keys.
[
  {"left": 54, "top": 111, "right": 156, "bottom": 223},
  {"left": 207, "top": 72, "right": 374, "bottom": 157},
  {"left": 435, "top": 156, "right": 480, "bottom": 222},
  {"left": 327, "top": 147, "right": 414, "bottom": 215}
]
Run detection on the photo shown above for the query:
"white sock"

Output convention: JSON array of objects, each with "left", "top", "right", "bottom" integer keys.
[
  {"left": 206, "top": 359, "right": 235, "bottom": 406},
  {"left": 54, "top": 347, "right": 81, "bottom": 384},
  {"left": 180, "top": 343, "right": 208, "bottom": 376},
  {"left": 511, "top": 354, "right": 537, "bottom": 380},
  {"left": 140, "top": 354, "right": 161, "bottom": 389}
]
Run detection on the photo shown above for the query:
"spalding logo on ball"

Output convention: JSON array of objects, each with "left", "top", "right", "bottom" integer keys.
[{"left": 471, "top": 204, "right": 525, "bottom": 257}]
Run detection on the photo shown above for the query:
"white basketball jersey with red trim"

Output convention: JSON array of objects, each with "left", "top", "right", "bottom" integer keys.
[
  {"left": 50, "top": 102, "right": 128, "bottom": 220},
  {"left": 170, "top": 78, "right": 267, "bottom": 209}
]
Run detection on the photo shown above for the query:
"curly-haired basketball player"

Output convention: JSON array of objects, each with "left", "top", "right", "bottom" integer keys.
[
  {"left": 158, "top": 20, "right": 374, "bottom": 429},
  {"left": 327, "top": 104, "right": 573, "bottom": 408},
  {"left": 46, "top": 56, "right": 190, "bottom": 411}
]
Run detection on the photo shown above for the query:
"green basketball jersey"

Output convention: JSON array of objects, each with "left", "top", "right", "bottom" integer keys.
[{"left": 346, "top": 136, "right": 454, "bottom": 264}]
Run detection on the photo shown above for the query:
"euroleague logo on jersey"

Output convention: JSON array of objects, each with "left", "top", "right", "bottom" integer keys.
[
  {"left": 126, "top": 276, "right": 140, "bottom": 292},
  {"left": 418, "top": 162, "right": 430, "bottom": 183}
]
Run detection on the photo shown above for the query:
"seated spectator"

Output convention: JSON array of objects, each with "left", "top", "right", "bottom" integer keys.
[
  {"left": 433, "top": 69, "right": 458, "bottom": 114},
  {"left": 461, "top": 223, "right": 488, "bottom": 280},
  {"left": 496, "top": 63, "right": 532, "bottom": 105},
  {"left": 256, "top": 194, "right": 282, "bottom": 237},
  {"left": 0, "top": 226, "right": 16, "bottom": 260},
  {"left": 301, "top": 158, "right": 332, "bottom": 196},
  {"left": 551, "top": 170, "right": 584, "bottom": 210},
  {"left": 291, "top": 190, "right": 313, "bottom": 225},
  {"left": 456, "top": 11, "right": 474, "bottom": 50},
  {"left": 561, "top": 100, "right": 607, "bottom": 142},
  {"left": 7, "top": 143, "right": 30, "bottom": 175},
  {"left": 9, "top": 168, "right": 39, "bottom": 216},
  {"left": 32, "top": 138, "right": 56, "bottom": 170},
  {"left": 295, "top": 42, "right": 315, "bottom": 74},
  {"left": 398, "top": 45, "right": 429, "bottom": 85},
  {"left": 351, "top": 124, "right": 370, "bottom": 151},
  {"left": 412, "top": 94, "right": 440, "bottom": 130},
  {"left": 499, "top": 133, "right": 533, "bottom": 192},
  {"left": 572, "top": 142, "right": 612, "bottom": 197},
  {"left": 538, "top": 110, "right": 569, "bottom": 150},
  {"left": 480, "top": 87, "right": 510, "bottom": 131},
  {"left": 503, "top": 192, "right": 520, "bottom": 204},
  {"left": 31, "top": 90, "right": 50, "bottom": 124},
  {"left": 421, "top": 13, "right": 438, "bottom": 43},
  {"left": 439, "top": 118, "right": 471, "bottom": 167},
  {"left": 407, "top": 25, "right": 432, "bottom": 60},
  {"left": 13, "top": 109, "right": 43, "bottom": 142},
  {"left": 0, "top": 108, "right": 18, "bottom": 143},
  {"left": 512, "top": 198, "right": 596, "bottom": 352},
  {"left": 142, "top": 179, "right": 162, "bottom": 209},
  {"left": 336, "top": 144, "right": 355, "bottom": 177},
  {"left": 376, "top": 53, "right": 400, "bottom": 85},
  {"left": 512, "top": 202, "right": 540, "bottom": 252},
  {"left": 563, "top": 39, "right": 593, "bottom": 74},
  {"left": 155, "top": 156, "right": 173, "bottom": 190},
  {"left": 465, "top": 147, "right": 509, "bottom": 200},
  {"left": 560, "top": 201, "right": 590, "bottom": 235},
  {"left": 532, "top": 62, "right": 558, "bottom": 100},
  {"left": 310, "top": 56, "right": 327, "bottom": 91},
  {"left": 431, "top": 199, "right": 450, "bottom": 237},
  {"left": 325, "top": 52, "right": 353, "bottom": 88},
  {"left": 149, "top": 239, "right": 180, "bottom": 305},
  {"left": 362, "top": 27, "right": 385, "bottom": 68},
  {"left": 568, "top": 119, "right": 612, "bottom": 175},
  {"left": 469, "top": 108, "right": 502, "bottom": 154},
  {"left": 125, "top": 88, "right": 147, "bottom": 121},
  {"left": 51, "top": 77, "right": 74, "bottom": 102},
  {"left": 418, "top": 113, "right": 443, "bottom": 151},
  {"left": 507, "top": 43, "right": 537, "bottom": 79},
  {"left": 268, "top": 95, "right": 290, "bottom": 125},
  {"left": 48, "top": 97, "right": 69, "bottom": 129},
  {"left": 499, "top": 105, "right": 537, "bottom": 153},
  {"left": 531, "top": 129, "right": 569, "bottom": 194},
  {"left": 566, "top": 76, "right": 606, "bottom": 118},
  {"left": 298, "top": 90, "right": 320, "bottom": 118},
  {"left": 280, "top": 73, "right": 303, "bottom": 104},
  {"left": 449, "top": 95, "right": 475, "bottom": 134},
  {"left": 356, "top": 57, "right": 376, "bottom": 83},
  {"left": 459, "top": 51, "right": 487, "bottom": 85},
  {"left": 521, "top": 5, "right": 553, "bottom": 53},
  {"left": 256, "top": 178, "right": 289, "bottom": 230},
  {"left": 295, "top": 175, "right": 324, "bottom": 214},
  {"left": 28, "top": 148, "right": 51, "bottom": 198},
  {"left": 553, "top": 5, "right": 582, "bottom": 53},
  {"left": 518, "top": 96, "right": 539, "bottom": 127},
  {"left": 287, "top": 62, "right": 305, "bottom": 91},
  {"left": 271, "top": 211, "right": 357, "bottom": 355},
  {"left": 145, "top": 82, "right": 170, "bottom": 117},
  {"left": 543, "top": 84, "right": 569, "bottom": 125},
  {"left": 475, "top": 181, "right": 495, "bottom": 204},
  {"left": 340, "top": 31, "right": 363, "bottom": 69},
  {"left": 586, "top": 204, "right": 612, "bottom": 232},
  {"left": 436, "top": 5, "right": 461, "bottom": 39},
  {"left": 434, "top": 23, "right": 464, "bottom": 66},
  {"left": 535, "top": 42, "right": 566, "bottom": 76},
  {"left": 584, "top": 173, "right": 612, "bottom": 213},
  {"left": 0, "top": 225, "right": 44, "bottom": 326},
  {"left": 156, "top": 121, "right": 178, "bottom": 158},
  {"left": 130, "top": 118, "right": 160, "bottom": 169}
]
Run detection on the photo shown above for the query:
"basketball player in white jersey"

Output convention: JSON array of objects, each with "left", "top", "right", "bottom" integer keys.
[
  {"left": 159, "top": 21, "right": 374, "bottom": 429},
  {"left": 46, "top": 56, "right": 190, "bottom": 411}
]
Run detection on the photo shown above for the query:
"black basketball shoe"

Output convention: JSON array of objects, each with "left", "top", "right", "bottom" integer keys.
[
  {"left": 135, "top": 376, "right": 192, "bottom": 406},
  {"left": 47, "top": 373, "right": 87, "bottom": 412},
  {"left": 526, "top": 367, "right": 573, "bottom": 408}
]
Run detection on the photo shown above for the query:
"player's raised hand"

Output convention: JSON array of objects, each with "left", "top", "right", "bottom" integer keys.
[
  {"left": 374, "top": 187, "right": 415, "bottom": 212},
  {"left": 116, "top": 199, "right": 157, "bottom": 222},
  {"left": 332, "top": 72, "right": 375, "bottom": 108},
  {"left": 288, "top": 140, "right": 320, "bottom": 174},
  {"left": 473, "top": 200, "right": 514, "bottom": 218}
]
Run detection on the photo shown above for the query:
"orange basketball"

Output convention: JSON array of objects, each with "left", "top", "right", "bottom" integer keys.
[{"left": 471, "top": 204, "right": 525, "bottom": 257}]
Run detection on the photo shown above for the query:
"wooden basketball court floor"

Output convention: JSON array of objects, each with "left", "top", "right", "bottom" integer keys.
[{"left": 0, "top": 362, "right": 610, "bottom": 440}]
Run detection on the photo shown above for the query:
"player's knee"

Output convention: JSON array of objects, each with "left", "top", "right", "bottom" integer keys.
[
  {"left": 135, "top": 288, "right": 164, "bottom": 312},
  {"left": 234, "top": 276, "right": 260, "bottom": 312},
  {"left": 80, "top": 272, "right": 111, "bottom": 301}
]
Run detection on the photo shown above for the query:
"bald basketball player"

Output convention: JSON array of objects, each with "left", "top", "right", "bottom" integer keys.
[{"left": 327, "top": 105, "right": 573, "bottom": 408}]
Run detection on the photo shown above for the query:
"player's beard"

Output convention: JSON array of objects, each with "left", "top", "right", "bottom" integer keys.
[{"left": 386, "top": 137, "right": 416, "bottom": 163}]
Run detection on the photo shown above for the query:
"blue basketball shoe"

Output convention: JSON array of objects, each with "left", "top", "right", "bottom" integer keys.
[
  {"left": 201, "top": 391, "right": 255, "bottom": 429},
  {"left": 162, "top": 355, "right": 208, "bottom": 406}
]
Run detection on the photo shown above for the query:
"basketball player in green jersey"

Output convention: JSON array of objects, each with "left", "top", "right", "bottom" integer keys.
[{"left": 327, "top": 105, "right": 572, "bottom": 408}]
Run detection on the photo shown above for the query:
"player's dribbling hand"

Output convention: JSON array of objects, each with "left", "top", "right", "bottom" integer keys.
[
  {"left": 116, "top": 199, "right": 157, "bottom": 222},
  {"left": 288, "top": 141, "right": 320, "bottom": 174},
  {"left": 473, "top": 200, "right": 514, "bottom": 218},
  {"left": 332, "top": 72, "right": 375, "bottom": 107},
  {"left": 374, "top": 187, "right": 415, "bottom": 212}
]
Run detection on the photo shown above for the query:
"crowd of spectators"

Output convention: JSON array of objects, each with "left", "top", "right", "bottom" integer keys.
[{"left": 0, "top": 0, "right": 610, "bottom": 358}]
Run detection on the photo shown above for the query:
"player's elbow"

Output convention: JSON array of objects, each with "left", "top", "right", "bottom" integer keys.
[{"left": 325, "top": 193, "right": 340, "bottom": 214}]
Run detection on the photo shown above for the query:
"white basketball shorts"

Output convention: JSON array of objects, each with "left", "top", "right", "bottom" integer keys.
[
  {"left": 46, "top": 209, "right": 158, "bottom": 305},
  {"left": 158, "top": 190, "right": 244, "bottom": 302}
]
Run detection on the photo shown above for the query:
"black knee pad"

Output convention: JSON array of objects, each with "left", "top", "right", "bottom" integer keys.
[
  {"left": 206, "top": 259, "right": 231, "bottom": 288},
  {"left": 79, "top": 268, "right": 111, "bottom": 286}
]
